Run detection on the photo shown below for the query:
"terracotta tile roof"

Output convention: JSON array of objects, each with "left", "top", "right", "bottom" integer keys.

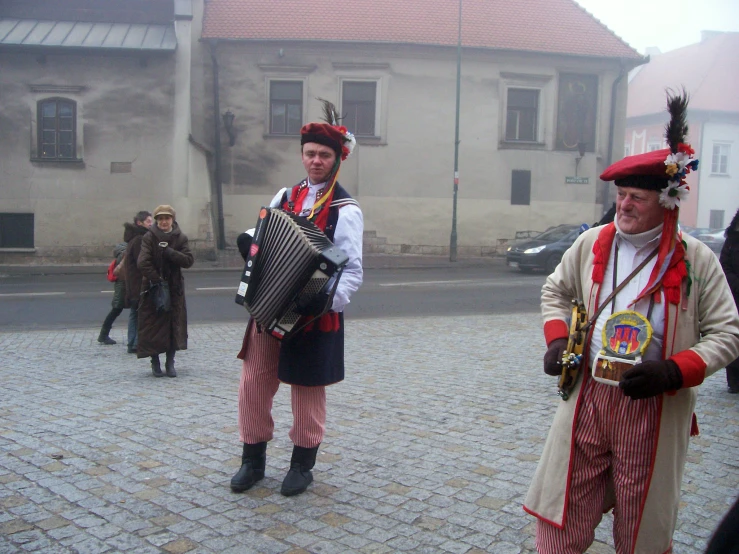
[
  {"left": 628, "top": 32, "right": 739, "bottom": 118},
  {"left": 202, "top": 0, "right": 642, "bottom": 60}
]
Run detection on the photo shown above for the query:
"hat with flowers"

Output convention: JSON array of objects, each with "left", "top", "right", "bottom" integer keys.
[
  {"left": 300, "top": 99, "right": 356, "bottom": 161},
  {"left": 599, "top": 89, "right": 700, "bottom": 306}
]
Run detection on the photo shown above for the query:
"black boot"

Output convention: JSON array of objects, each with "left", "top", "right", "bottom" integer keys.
[
  {"left": 281, "top": 444, "right": 319, "bottom": 497},
  {"left": 98, "top": 308, "right": 121, "bottom": 344},
  {"left": 151, "top": 355, "right": 163, "bottom": 377},
  {"left": 165, "top": 351, "right": 176, "bottom": 378},
  {"left": 230, "top": 442, "right": 267, "bottom": 493}
]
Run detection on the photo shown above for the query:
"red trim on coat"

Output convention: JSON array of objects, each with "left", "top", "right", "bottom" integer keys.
[
  {"left": 544, "top": 320, "right": 569, "bottom": 345},
  {"left": 522, "top": 505, "right": 565, "bottom": 530},
  {"left": 669, "top": 350, "right": 707, "bottom": 388},
  {"left": 592, "top": 223, "right": 616, "bottom": 284},
  {"left": 630, "top": 394, "right": 664, "bottom": 554}
]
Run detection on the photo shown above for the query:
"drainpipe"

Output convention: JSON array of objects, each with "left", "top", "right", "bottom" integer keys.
[
  {"left": 210, "top": 41, "right": 226, "bottom": 250},
  {"left": 603, "top": 60, "right": 628, "bottom": 213}
]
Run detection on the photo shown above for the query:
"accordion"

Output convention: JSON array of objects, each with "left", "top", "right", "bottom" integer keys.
[{"left": 235, "top": 207, "right": 349, "bottom": 340}]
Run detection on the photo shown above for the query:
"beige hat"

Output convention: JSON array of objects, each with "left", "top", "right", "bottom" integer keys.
[{"left": 153, "top": 205, "right": 176, "bottom": 219}]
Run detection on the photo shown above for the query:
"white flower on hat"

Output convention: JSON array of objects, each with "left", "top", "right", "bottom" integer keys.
[{"left": 659, "top": 180, "right": 689, "bottom": 210}]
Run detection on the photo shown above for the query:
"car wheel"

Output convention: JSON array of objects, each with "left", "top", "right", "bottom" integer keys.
[
  {"left": 519, "top": 266, "right": 535, "bottom": 274},
  {"left": 545, "top": 254, "right": 562, "bottom": 274}
]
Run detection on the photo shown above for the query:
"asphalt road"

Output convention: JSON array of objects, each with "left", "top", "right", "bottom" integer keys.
[{"left": 0, "top": 265, "right": 546, "bottom": 331}]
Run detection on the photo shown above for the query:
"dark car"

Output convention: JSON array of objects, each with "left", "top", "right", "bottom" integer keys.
[{"left": 506, "top": 224, "right": 582, "bottom": 273}]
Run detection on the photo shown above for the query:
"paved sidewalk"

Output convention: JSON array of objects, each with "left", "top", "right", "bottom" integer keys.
[{"left": 1, "top": 315, "right": 737, "bottom": 553}]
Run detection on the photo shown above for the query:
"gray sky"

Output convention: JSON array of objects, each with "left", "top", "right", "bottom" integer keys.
[{"left": 574, "top": 0, "right": 739, "bottom": 54}]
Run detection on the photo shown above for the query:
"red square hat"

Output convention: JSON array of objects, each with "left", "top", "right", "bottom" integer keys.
[{"left": 300, "top": 100, "right": 356, "bottom": 161}]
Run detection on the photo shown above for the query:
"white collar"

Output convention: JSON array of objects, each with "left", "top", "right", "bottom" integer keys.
[{"left": 614, "top": 219, "right": 663, "bottom": 249}]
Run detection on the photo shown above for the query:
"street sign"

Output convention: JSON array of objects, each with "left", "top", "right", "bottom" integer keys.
[{"left": 565, "top": 177, "right": 589, "bottom": 184}]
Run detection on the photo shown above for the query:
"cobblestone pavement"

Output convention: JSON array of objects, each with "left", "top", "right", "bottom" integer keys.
[{"left": 1, "top": 314, "right": 737, "bottom": 553}]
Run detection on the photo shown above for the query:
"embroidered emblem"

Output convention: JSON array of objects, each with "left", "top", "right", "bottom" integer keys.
[{"left": 592, "top": 311, "right": 653, "bottom": 386}]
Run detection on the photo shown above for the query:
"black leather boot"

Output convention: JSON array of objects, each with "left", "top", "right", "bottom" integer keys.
[
  {"left": 151, "top": 355, "right": 163, "bottom": 377},
  {"left": 165, "top": 351, "right": 176, "bottom": 378},
  {"left": 280, "top": 444, "right": 319, "bottom": 497},
  {"left": 230, "top": 442, "right": 267, "bottom": 493}
]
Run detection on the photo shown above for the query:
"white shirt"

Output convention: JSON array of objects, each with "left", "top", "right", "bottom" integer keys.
[
  {"left": 590, "top": 222, "right": 665, "bottom": 365},
  {"left": 268, "top": 181, "right": 364, "bottom": 312}
]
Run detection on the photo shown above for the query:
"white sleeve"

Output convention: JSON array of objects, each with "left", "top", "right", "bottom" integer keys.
[
  {"left": 269, "top": 188, "right": 287, "bottom": 208},
  {"left": 330, "top": 204, "right": 364, "bottom": 312}
]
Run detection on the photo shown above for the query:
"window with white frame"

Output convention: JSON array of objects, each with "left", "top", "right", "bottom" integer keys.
[
  {"left": 709, "top": 210, "right": 725, "bottom": 230},
  {"left": 269, "top": 80, "right": 303, "bottom": 135},
  {"left": 38, "top": 98, "right": 76, "bottom": 159},
  {"left": 712, "top": 143, "right": 730, "bottom": 174},
  {"left": 506, "top": 88, "right": 539, "bottom": 142},
  {"left": 647, "top": 141, "right": 662, "bottom": 152},
  {"left": 342, "top": 81, "right": 376, "bottom": 136}
]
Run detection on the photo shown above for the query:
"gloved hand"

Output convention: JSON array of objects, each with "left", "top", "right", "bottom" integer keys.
[
  {"left": 162, "top": 246, "right": 175, "bottom": 260},
  {"left": 294, "top": 291, "right": 331, "bottom": 317},
  {"left": 543, "top": 338, "right": 568, "bottom": 376},
  {"left": 619, "top": 359, "right": 683, "bottom": 399},
  {"left": 236, "top": 232, "right": 253, "bottom": 262}
]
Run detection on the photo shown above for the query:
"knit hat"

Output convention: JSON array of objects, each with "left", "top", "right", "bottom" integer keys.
[
  {"left": 599, "top": 90, "right": 699, "bottom": 306},
  {"left": 153, "top": 205, "right": 176, "bottom": 219}
]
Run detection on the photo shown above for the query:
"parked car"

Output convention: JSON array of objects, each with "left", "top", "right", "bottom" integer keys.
[
  {"left": 506, "top": 224, "right": 582, "bottom": 273},
  {"left": 695, "top": 230, "right": 725, "bottom": 254}
]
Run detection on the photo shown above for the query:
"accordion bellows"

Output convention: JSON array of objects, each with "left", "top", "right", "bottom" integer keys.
[{"left": 235, "top": 208, "right": 349, "bottom": 340}]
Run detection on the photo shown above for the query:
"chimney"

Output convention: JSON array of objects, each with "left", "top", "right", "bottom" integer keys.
[{"left": 701, "top": 30, "right": 723, "bottom": 42}]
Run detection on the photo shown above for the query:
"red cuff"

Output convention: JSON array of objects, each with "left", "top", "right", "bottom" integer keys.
[
  {"left": 669, "top": 350, "right": 707, "bottom": 388},
  {"left": 544, "top": 320, "right": 569, "bottom": 346}
]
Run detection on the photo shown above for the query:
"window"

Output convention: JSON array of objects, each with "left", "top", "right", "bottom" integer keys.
[
  {"left": 555, "top": 73, "right": 598, "bottom": 152},
  {"left": 506, "top": 89, "right": 539, "bottom": 142},
  {"left": 709, "top": 210, "right": 725, "bottom": 230},
  {"left": 38, "top": 98, "right": 76, "bottom": 159},
  {"left": 269, "top": 81, "right": 302, "bottom": 135},
  {"left": 0, "top": 214, "right": 34, "bottom": 248},
  {"left": 342, "top": 81, "right": 376, "bottom": 136},
  {"left": 712, "top": 143, "right": 730, "bottom": 174},
  {"left": 624, "top": 143, "right": 631, "bottom": 157},
  {"left": 511, "top": 170, "right": 531, "bottom": 205},
  {"left": 647, "top": 141, "right": 662, "bottom": 152}
]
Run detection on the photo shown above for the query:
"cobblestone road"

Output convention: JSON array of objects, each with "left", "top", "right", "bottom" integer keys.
[{"left": 1, "top": 314, "right": 737, "bottom": 553}]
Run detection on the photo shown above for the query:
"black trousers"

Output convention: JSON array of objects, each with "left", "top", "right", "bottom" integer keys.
[{"left": 727, "top": 357, "right": 739, "bottom": 391}]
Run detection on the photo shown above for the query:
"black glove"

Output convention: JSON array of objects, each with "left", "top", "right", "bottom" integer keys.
[
  {"left": 162, "top": 246, "right": 175, "bottom": 260},
  {"left": 619, "top": 359, "right": 683, "bottom": 399},
  {"left": 544, "top": 338, "right": 568, "bottom": 376},
  {"left": 294, "top": 291, "right": 331, "bottom": 317},
  {"left": 237, "top": 232, "right": 253, "bottom": 262}
]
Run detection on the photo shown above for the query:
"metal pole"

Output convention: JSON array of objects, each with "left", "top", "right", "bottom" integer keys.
[
  {"left": 449, "top": 0, "right": 462, "bottom": 262},
  {"left": 211, "top": 45, "right": 226, "bottom": 250}
]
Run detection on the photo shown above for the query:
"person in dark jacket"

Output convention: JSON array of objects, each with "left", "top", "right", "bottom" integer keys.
[
  {"left": 97, "top": 241, "right": 127, "bottom": 345},
  {"left": 136, "top": 205, "right": 194, "bottom": 377},
  {"left": 123, "top": 211, "right": 152, "bottom": 354},
  {"left": 720, "top": 207, "right": 739, "bottom": 393}
]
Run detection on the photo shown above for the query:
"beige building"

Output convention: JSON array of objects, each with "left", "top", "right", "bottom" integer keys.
[{"left": 0, "top": 0, "right": 645, "bottom": 262}]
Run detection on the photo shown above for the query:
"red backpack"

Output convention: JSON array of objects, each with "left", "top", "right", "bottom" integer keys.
[{"left": 106, "top": 259, "right": 118, "bottom": 282}]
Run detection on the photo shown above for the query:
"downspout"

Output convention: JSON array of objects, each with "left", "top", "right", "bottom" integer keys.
[
  {"left": 210, "top": 40, "right": 226, "bottom": 250},
  {"left": 602, "top": 59, "right": 628, "bottom": 213}
]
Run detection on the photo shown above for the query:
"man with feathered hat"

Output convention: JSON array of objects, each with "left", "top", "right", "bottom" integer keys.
[
  {"left": 524, "top": 91, "right": 739, "bottom": 553},
  {"left": 230, "top": 100, "right": 363, "bottom": 497}
]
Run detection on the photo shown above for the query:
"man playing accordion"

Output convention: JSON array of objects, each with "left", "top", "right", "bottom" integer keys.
[{"left": 231, "top": 101, "right": 363, "bottom": 497}]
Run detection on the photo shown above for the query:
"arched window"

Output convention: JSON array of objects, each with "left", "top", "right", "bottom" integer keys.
[{"left": 37, "top": 98, "right": 76, "bottom": 159}]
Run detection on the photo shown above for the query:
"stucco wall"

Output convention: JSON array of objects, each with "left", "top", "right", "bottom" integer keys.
[{"left": 211, "top": 41, "right": 626, "bottom": 250}]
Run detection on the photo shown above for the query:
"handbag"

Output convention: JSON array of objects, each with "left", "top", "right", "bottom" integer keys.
[
  {"left": 149, "top": 281, "right": 171, "bottom": 313},
  {"left": 106, "top": 259, "right": 118, "bottom": 282}
]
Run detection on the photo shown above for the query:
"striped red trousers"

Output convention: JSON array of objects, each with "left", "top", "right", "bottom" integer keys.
[
  {"left": 537, "top": 379, "right": 665, "bottom": 554},
  {"left": 237, "top": 323, "right": 326, "bottom": 448}
]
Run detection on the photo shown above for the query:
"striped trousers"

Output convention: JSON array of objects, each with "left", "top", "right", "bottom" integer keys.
[
  {"left": 237, "top": 323, "right": 326, "bottom": 448},
  {"left": 536, "top": 379, "right": 665, "bottom": 554}
]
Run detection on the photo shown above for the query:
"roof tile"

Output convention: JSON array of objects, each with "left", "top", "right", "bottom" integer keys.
[{"left": 202, "top": 0, "right": 642, "bottom": 60}]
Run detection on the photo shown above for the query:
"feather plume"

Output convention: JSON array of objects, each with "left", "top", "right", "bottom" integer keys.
[
  {"left": 317, "top": 98, "right": 341, "bottom": 126},
  {"left": 664, "top": 88, "right": 689, "bottom": 154}
]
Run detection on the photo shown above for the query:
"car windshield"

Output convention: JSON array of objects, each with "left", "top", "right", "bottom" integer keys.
[{"left": 537, "top": 226, "right": 575, "bottom": 242}]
